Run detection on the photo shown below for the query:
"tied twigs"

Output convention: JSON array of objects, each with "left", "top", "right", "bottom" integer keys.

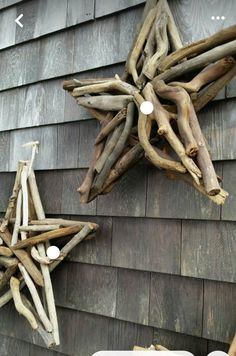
[
  {"left": 62, "top": 0, "right": 236, "bottom": 205},
  {"left": 0, "top": 142, "right": 99, "bottom": 349}
]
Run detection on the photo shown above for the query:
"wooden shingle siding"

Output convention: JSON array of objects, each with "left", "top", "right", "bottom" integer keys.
[
  {"left": 0, "top": 0, "right": 22, "bottom": 10},
  {"left": 112, "top": 217, "right": 181, "bottom": 274},
  {"left": 182, "top": 220, "right": 236, "bottom": 283},
  {"left": 95, "top": 0, "right": 145, "bottom": 18},
  {"left": 222, "top": 161, "right": 236, "bottom": 221}
]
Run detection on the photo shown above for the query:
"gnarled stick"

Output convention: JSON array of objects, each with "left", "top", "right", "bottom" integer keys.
[
  {"left": 127, "top": 5, "right": 157, "bottom": 84},
  {"left": 0, "top": 263, "right": 18, "bottom": 291},
  {"left": 77, "top": 95, "right": 133, "bottom": 111},
  {"left": 95, "top": 108, "right": 127, "bottom": 144},
  {"left": 0, "top": 229, "right": 44, "bottom": 286},
  {"left": 63, "top": 77, "right": 114, "bottom": 91},
  {"left": 170, "top": 57, "right": 235, "bottom": 93},
  {"left": 18, "top": 263, "right": 53, "bottom": 332},
  {"left": 0, "top": 161, "right": 25, "bottom": 232},
  {"left": 10, "top": 276, "right": 38, "bottom": 329},
  {"left": 189, "top": 102, "right": 221, "bottom": 195},
  {"left": 0, "top": 246, "right": 13, "bottom": 257},
  {"left": 229, "top": 333, "right": 236, "bottom": 356},
  {"left": 94, "top": 123, "right": 125, "bottom": 174},
  {"left": 153, "top": 39, "right": 236, "bottom": 83},
  {"left": 91, "top": 102, "right": 135, "bottom": 196},
  {"left": 162, "top": 0, "right": 183, "bottom": 51},
  {"left": 31, "top": 246, "right": 51, "bottom": 265},
  {"left": 165, "top": 171, "right": 228, "bottom": 205},
  {"left": 11, "top": 189, "right": 22, "bottom": 246},
  {"left": 20, "top": 165, "right": 29, "bottom": 241},
  {"left": 72, "top": 78, "right": 137, "bottom": 96},
  {"left": 142, "top": 84, "right": 201, "bottom": 183},
  {"left": 159, "top": 24, "right": 236, "bottom": 71},
  {"left": 0, "top": 256, "right": 18, "bottom": 268},
  {"left": 20, "top": 225, "right": 60, "bottom": 232},
  {"left": 194, "top": 62, "right": 236, "bottom": 112},
  {"left": 154, "top": 80, "right": 198, "bottom": 156}
]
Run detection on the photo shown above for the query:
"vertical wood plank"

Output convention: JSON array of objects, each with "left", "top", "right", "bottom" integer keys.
[
  {"left": 112, "top": 217, "right": 181, "bottom": 274},
  {"left": 0, "top": 172, "right": 15, "bottom": 211},
  {"left": 203, "top": 280, "right": 236, "bottom": 343},
  {"left": 0, "top": 131, "right": 10, "bottom": 171},
  {"left": 116, "top": 268, "right": 150, "bottom": 325},
  {"left": 182, "top": 220, "right": 236, "bottom": 283},
  {"left": 149, "top": 273, "right": 203, "bottom": 336},
  {"left": 66, "top": 263, "right": 117, "bottom": 317},
  {"left": 78, "top": 119, "right": 99, "bottom": 168},
  {"left": 222, "top": 161, "right": 236, "bottom": 221},
  {"left": 57, "top": 122, "right": 80, "bottom": 169}
]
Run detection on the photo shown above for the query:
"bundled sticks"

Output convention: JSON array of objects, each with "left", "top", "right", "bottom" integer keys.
[
  {"left": 63, "top": 0, "right": 236, "bottom": 205},
  {"left": 0, "top": 142, "right": 98, "bottom": 348}
]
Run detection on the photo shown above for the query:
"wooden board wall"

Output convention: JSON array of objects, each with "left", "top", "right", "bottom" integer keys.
[{"left": 0, "top": 1, "right": 235, "bottom": 355}]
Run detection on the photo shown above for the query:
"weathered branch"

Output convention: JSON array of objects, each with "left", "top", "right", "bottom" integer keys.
[
  {"left": 0, "top": 263, "right": 18, "bottom": 291},
  {"left": 163, "top": 0, "right": 183, "bottom": 51},
  {"left": 159, "top": 24, "right": 236, "bottom": 71},
  {"left": 0, "top": 246, "right": 13, "bottom": 257},
  {"left": 229, "top": 333, "right": 236, "bottom": 356},
  {"left": 11, "top": 189, "right": 22, "bottom": 246},
  {"left": 95, "top": 108, "right": 127, "bottom": 144},
  {"left": 77, "top": 95, "right": 133, "bottom": 111},
  {"left": 0, "top": 256, "right": 19, "bottom": 268},
  {"left": 153, "top": 39, "right": 236, "bottom": 83}
]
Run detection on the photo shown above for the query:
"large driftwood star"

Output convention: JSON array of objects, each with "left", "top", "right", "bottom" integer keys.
[
  {"left": 0, "top": 142, "right": 98, "bottom": 348},
  {"left": 63, "top": 0, "right": 236, "bottom": 206}
]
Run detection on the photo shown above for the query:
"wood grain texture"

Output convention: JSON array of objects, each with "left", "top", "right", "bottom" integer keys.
[
  {"left": 149, "top": 273, "right": 203, "bottom": 336},
  {"left": 67, "top": 215, "right": 112, "bottom": 265},
  {"left": 203, "top": 279, "right": 236, "bottom": 343},
  {"left": 0, "top": 172, "right": 15, "bottom": 212},
  {"left": 153, "top": 329, "right": 208, "bottom": 356},
  {"left": 0, "top": 7, "right": 16, "bottom": 49},
  {"left": 116, "top": 268, "right": 150, "bottom": 325},
  {"left": 67, "top": 0, "right": 94, "bottom": 26},
  {"left": 39, "top": 31, "right": 74, "bottom": 81},
  {"left": 199, "top": 98, "right": 236, "bottom": 161},
  {"left": 0, "top": 88, "right": 23, "bottom": 131},
  {"left": 36, "top": 170, "right": 63, "bottom": 214},
  {"left": 97, "top": 164, "right": 147, "bottom": 217},
  {"left": 66, "top": 262, "right": 117, "bottom": 317},
  {"left": 222, "top": 161, "right": 236, "bottom": 221},
  {"left": 108, "top": 318, "right": 153, "bottom": 350},
  {"left": 146, "top": 165, "right": 221, "bottom": 220},
  {"left": 73, "top": 6, "right": 143, "bottom": 72},
  {"left": 0, "top": 0, "right": 22, "bottom": 9},
  {"left": 95, "top": 0, "right": 145, "bottom": 18},
  {"left": 112, "top": 217, "right": 181, "bottom": 274},
  {"left": 15, "top": 0, "right": 38, "bottom": 43},
  {"left": 51, "top": 262, "right": 68, "bottom": 307},
  {"left": 78, "top": 119, "right": 99, "bottom": 167},
  {"left": 9, "top": 126, "right": 58, "bottom": 171},
  {"left": 182, "top": 220, "right": 236, "bottom": 283},
  {"left": 168, "top": 0, "right": 236, "bottom": 45},
  {"left": 61, "top": 169, "right": 96, "bottom": 215},
  {"left": 0, "top": 131, "right": 10, "bottom": 171},
  {"left": 57, "top": 122, "right": 80, "bottom": 169}
]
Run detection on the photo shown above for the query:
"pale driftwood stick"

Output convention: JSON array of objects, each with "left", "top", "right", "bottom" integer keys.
[
  {"left": 21, "top": 294, "right": 56, "bottom": 348},
  {"left": 0, "top": 256, "right": 19, "bottom": 268},
  {"left": 77, "top": 95, "right": 133, "bottom": 111},
  {"left": 162, "top": 0, "right": 183, "bottom": 51},
  {"left": 63, "top": 77, "right": 114, "bottom": 91},
  {"left": 142, "top": 12, "right": 169, "bottom": 81},
  {"left": 229, "top": 333, "right": 236, "bottom": 356},
  {"left": 0, "top": 228, "right": 44, "bottom": 287},
  {"left": 0, "top": 238, "right": 3, "bottom": 245},
  {"left": 18, "top": 263, "right": 53, "bottom": 332},
  {"left": 92, "top": 102, "right": 135, "bottom": 195},
  {"left": 20, "top": 225, "right": 60, "bottom": 232},
  {"left": 189, "top": 102, "right": 221, "bottom": 195},
  {"left": 28, "top": 219, "right": 99, "bottom": 229},
  {"left": 20, "top": 165, "right": 29, "bottom": 241},
  {"left": 10, "top": 276, "right": 38, "bottom": 329},
  {"left": 95, "top": 108, "right": 127, "bottom": 144},
  {"left": 94, "top": 123, "right": 125, "bottom": 174},
  {"left": 23, "top": 141, "right": 39, "bottom": 176},
  {"left": 159, "top": 24, "right": 236, "bottom": 71},
  {"left": 0, "top": 161, "right": 25, "bottom": 232},
  {"left": 0, "top": 246, "right": 13, "bottom": 257},
  {"left": 87, "top": 108, "right": 110, "bottom": 123},
  {"left": 170, "top": 56, "right": 235, "bottom": 93},
  {"left": 0, "top": 263, "right": 18, "bottom": 291},
  {"left": 31, "top": 246, "right": 51, "bottom": 265},
  {"left": 165, "top": 171, "right": 228, "bottom": 205},
  {"left": 72, "top": 79, "right": 137, "bottom": 97},
  {"left": 141, "top": 85, "right": 201, "bottom": 183},
  {"left": 194, "top": 62, "right": 236, "bottom": 112},
  {"left": 133, "top": 345, "right": 156, "bottom": 351},
  {"left": 122, "top": 0, "right": 158, "bottom": 81},
  {"left": 28, "top": 170, "right": 46, "bottom": 220},
  {"left": 13, "top": 225, "right": 83, "bottom": 250},
  {"left": 49, "top": 224, "right": 94, "bottom": 270},
  {"left": 153, "top": 39, "right": 236, "bottom": 83},
  {"left": 11, "top": 189, "right": 22, "bottom": 246},
  {"left": 153, "top": 81, "right": 198, "bottom": 157}
]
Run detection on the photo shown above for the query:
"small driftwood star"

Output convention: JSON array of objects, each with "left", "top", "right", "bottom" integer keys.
[
  {"left": 63, "top": 0, "right": 236, "bottom": 206},
  {"left": 0, "top": 142, "right": 98, "bottom": 348}
]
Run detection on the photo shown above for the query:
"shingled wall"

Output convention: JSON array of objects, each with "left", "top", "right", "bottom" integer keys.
[{"left": 0, "top": 1, "right": 236, "bottom": 355}]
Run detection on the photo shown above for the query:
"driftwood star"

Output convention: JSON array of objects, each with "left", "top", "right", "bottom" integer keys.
[
  {"left": 0, "top": 142, "right": 98, "bottom": 348},
  {"left": 63, "top": 0, "right": 236, "bottom": 206}
]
